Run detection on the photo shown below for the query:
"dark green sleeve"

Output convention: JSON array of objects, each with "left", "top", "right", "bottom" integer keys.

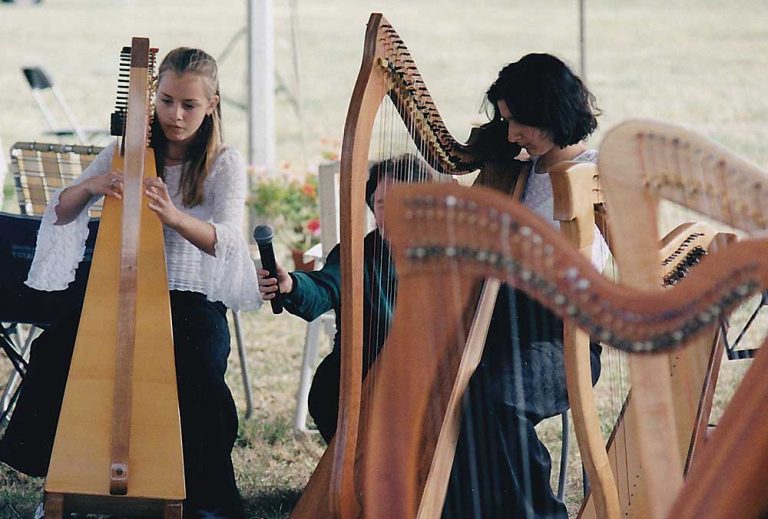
[{"left": 281, "top": 245, "right": 341, "bottom": 322}]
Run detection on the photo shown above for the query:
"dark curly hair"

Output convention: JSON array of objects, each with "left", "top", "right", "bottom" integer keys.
[{"left": 485, "top": 53, "right": 600, "bottom": 148}]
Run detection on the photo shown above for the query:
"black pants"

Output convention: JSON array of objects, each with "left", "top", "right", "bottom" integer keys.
[
  {"left": 442, "top": 287, "right": 602, "bottom": 519},
  {"left": 442, "top": 342, "right": 602, "bottom": 519},
  {"left": 307, "top": 350, "right": 340, "bottom": 443},
  {"left": 443, "top": 392, "right": 564, "bottom": 519},
  {"left": 0, "top": 291, "right": 243, "bottom": 518},
  {"left": 309, "top": 342, "right": 600, "bottom": 519}
]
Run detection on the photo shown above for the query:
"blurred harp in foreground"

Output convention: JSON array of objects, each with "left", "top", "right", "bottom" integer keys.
[
  {"left": 597, "top": 119, "right": 768, "bottom": 519},
  {"left": 382, "top": 156, "right": 768, "bottom": 518}
]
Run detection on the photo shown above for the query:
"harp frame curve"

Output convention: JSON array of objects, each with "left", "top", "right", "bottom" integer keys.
[
  {"left": 290, "top": 11, "right": 524, "bottom": 519},
  {"left": 598, "top": 118, "right": 768, "bottom": 519}
]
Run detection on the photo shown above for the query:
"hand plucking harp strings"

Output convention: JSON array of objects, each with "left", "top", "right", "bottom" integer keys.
[{"left": 143, "top": 176, "right": 177, "bottom": 226}]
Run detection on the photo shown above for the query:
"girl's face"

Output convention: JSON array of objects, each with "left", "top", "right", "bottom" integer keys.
[
  {"left": 497, "top": 99, "right": 554, "bottom": 158},
  {"left": 156, "top": 71, "right": 219, "bottom": 147}
]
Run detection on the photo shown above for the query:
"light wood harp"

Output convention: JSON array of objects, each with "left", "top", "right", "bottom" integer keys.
[{"left": 43, "top": 38, "right": 185, "bottom": 518}]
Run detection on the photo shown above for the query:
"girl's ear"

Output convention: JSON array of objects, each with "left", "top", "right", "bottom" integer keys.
[{"left": 207, "top": 94, "right": 220, "bottom": 115}]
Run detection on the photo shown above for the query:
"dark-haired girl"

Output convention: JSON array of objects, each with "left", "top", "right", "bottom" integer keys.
[{"left": 443, "top": 53, "right": 606, "bottom": 519}]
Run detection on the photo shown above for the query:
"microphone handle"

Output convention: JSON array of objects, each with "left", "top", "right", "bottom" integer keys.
[{"left": 258, "top": 242, "right": 284, "bottom": 314}]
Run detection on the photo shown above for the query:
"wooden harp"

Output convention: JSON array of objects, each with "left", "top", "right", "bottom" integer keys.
[
  {"left": 43, "top": 38, "right": 185, "bottom": 518},
  {"left": 365, "top": 164, "right": 729, "bottom": 519},
  {"left": 549, "top": 160, "right": 732, "bottom": 519},
  {"left": 596, "top": 119, "right": 768, "bottom": 518},
  {"left": 382, "top": 175, "right": 768, "bottom": 518},
  {"left": 290, "top": 12, "right": 524, "bottom": 519}
]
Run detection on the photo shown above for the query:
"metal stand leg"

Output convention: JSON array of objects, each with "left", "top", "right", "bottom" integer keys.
[
  {"left": 1, "top": 323, "right": 37, "bottom": 425},
  {"left": 558, "top": 410, "right": 570, "bottom": 501},
  {"left": 231, "top": 311, "right": 254, "bottom": 419}
]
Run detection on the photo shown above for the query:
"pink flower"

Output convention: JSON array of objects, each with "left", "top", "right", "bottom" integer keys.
[
  {"left": 306, "top": 218, "right": 321, "bottom": 235},
  {"left": 302, "top": 183, "right": 317, "bottom": 198}
]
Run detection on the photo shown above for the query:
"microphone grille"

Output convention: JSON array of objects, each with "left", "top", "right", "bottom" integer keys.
[{"left": 253, "top": 224, "right": 274, "bottom": 244}]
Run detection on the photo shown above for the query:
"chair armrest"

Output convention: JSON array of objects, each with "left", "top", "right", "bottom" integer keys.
[{"left": 303, "top": 243, "right": 323, "bottom": 262}]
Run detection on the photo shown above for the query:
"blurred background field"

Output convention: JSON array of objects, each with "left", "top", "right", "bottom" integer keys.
[
  {"left": 1, "top": 0, "right": 767, "bottom": 517},
  {"left": 1, "top": 0, "right": 767, "bottom": 175}
]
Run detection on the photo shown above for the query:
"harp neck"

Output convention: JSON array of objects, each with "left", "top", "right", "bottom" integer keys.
[{"left": 331, "top": 12, "right": 523, "bottom": 517}]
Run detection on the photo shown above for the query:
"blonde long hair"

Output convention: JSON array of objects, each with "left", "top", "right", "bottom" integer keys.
[{"left": 151, "top": 47, "right": 222, "bottom": 207}]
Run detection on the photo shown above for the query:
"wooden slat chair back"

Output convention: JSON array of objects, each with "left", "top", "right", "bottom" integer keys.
[{"left": 10, "top": 141, "right": 104, "bottom": 217}]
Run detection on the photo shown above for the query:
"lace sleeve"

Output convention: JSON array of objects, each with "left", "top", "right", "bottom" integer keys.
[
  {"left": 200, "top": 148, "right": 262, "bottom": 311},
  {"left": 25, "top": 143, "right": 116, "bottom": 291}
]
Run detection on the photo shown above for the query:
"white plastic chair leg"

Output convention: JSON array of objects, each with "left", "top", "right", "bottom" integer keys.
[{"left": 294, "top": 317, "right": 323, "bottom": 433}]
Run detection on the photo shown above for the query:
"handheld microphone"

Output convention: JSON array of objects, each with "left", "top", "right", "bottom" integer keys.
[{"left": 253, "top": 224, "right": 283, "bottom": 314}]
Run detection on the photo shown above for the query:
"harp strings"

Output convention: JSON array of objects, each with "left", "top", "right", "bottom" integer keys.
[
  {"left": 359, "top": 31, "right": 487, "bottom": 507},
  {"left": 593, "top": 129, "right": 722, "bottom": 512},
  {"left": 363, "top": 81, "right": 461, "bottom": 427},
  {"left": 644, "top": 130, "right": 759, "bottom": 424},
  {"left": 594, "top": 201, "right": 629, "bottom": 507},
  {"left": 592, "top": 121, "right": 768, "bottom": 516}
]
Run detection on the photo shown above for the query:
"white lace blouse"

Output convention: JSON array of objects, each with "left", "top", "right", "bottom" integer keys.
[
  {"left": 25, "top": 141, "right": 261, "bottom": 311},
  {"left": 524, "top": 149, "right": 610, "bottom": 272}
]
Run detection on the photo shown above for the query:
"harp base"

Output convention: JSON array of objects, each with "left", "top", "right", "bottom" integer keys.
[{"left": 44, "top": 491, "right": 182, "bottom": 518}]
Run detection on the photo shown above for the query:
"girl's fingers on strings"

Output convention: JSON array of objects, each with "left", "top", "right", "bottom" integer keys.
[
  {"left": 106, "top": 176, "right": 123, "bottom": 199},
  {"left": 144, "top": 176, "right": 167, "bottom": 192},
  {"left": 144, "top": 188, "right": 168, "bottom": 210}
]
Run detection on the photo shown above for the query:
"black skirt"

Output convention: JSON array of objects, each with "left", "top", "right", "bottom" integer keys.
[{"left": 0, "top": 290, "right": 243, "bottom": 518}]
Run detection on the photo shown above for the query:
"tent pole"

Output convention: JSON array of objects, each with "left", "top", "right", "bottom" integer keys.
[
  {"left": 248, "top": 0, "right": 276, "bottom": 178},
  {"left": 579, "top": 0, "right": 587, "bottom": 80}
]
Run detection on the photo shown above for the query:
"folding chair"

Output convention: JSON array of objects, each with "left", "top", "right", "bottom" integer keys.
[
  {"left": 0, "top": 142, "right": 106, "bottom": 423},
  {"left": 2, "top": 141, "right": 255, "bottom": 420},
  {"left": 21, "top": 66, "right": 110, "bottom": 145},
  {"left": 0, "top": 211, "right": 97, "bottom": 425}
]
